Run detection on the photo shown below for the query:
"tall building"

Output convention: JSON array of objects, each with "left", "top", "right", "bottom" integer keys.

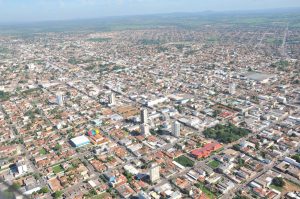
[
  {"left": 172, "top": 121, "right": 181, "bottom": 137},
  {"left": 140, "top": 108, "right": 148, "bottom": 124},
  {"left": 56, "top": 93, "right": 64, "bottom": 106},
  {"left": 108, "top": 92, "right": 116, "bottom": 105},
  {"left": 149, "top": 163, "right": 160, "bottom": 183},
  {"left": 140, "top": 123, "right": 151, "bottom": 137},
  {"left": 229, "top": 83, "right": 236, "bottom": 95}
]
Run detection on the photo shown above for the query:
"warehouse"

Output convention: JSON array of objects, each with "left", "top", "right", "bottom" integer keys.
[{"left": 70, "top": 135, "right": 90, "bottom": 148}]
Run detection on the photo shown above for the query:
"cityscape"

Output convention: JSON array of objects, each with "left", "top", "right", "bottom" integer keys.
[{"left": 0, "top": 1, "right": 300, "bottom": 199}]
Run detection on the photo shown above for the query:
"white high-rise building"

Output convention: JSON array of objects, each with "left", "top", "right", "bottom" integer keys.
[
  {"left": 140, "top": 108, "right": 148, "bottom": 124},
  {"left": 56, "top": 93, "right": 64, "bottom": 106},
  {"left": 172, "top": 121, "right": 181, "bottom": 137},
  {"left": 229, "top": 83, "right": 236, "bottom": 95},
  {"left": 140, "top": 123, "right": 151, "bottom": 137},
  {"left": 149, "top": 163, "right": 160, "bottom": 183},
  {"left": 108, "top": 92, "right": 116, "bottom": 105}
]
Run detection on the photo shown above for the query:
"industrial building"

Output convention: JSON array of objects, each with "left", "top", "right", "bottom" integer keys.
[{"left": 70, "top": 135, "right": 90, "bottom": 148}]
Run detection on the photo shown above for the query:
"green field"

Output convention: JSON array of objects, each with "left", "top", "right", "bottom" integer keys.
[
  {"left": 52, "top": 165, "right": 64, "bottom": 174},
  {"left": 174, "top": 155, "right": 195, "bottom": 167},
  {"left": 208, "top": 160, "right": 220, "bottom": 169},
  {"left": 269, "top": 184, "right": 283, "bottom": 192}
]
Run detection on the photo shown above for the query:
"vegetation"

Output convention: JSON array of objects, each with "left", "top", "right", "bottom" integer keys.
[
  {"left": 233, "top": 196, "right": 249, "bottom": 199},
  {"left": 203, "top": 123, "right": 251, "bottom": 143},
  {"left": 38, "top": 187, "right": 49, "bottom": 194},
  {"left": 124, "top": 171, "right": 134, "bottom": 182},
  {"left": 237, "top": 158, "right": 245, "bottom": 167},
  {"left": 272, "top": 177, "right": 285, "bottom": 187},
  {"left": 208, "top": 160, "right": 220, "bottom": 169},
  {"left": 270, "top": 60, "right": 289, "bottom": 71},
  {"left": 270, "top": 184, "right": 283, "bottom": 192},
  {"left": 195, "top": 182, "right": 216, "bottom": 199},
  {"left": 11, "top": 182, "right": 21, "bottom": 190},
  {"left": 139, "top": 39, "right": 160, "bottom": 45},
  {"left": 40, "top": 148, "right": 47, "bottom": 155},
  {"left": 68, "top": 57, "right": 78, "bottom": 65},
  {"left": 87, "top": 38, "right": 112, "bottom": 42},
  {"left": 291, "top": 154, "right": 300, "bottom": 163},
  {"left": 0, "top": 90, "right": 10, "bottom": 101},
  {"left": 52, "top": 165, "right": 64, "bottom": 174},
  {"left": 54, "top": 144, "right": 62, "bottom": 151},
  {"left": 53, "top": 191, "right": 63, "bottom": 198},
  {"left": 84, "top": 189, "right": 98, "bottom": 198},
  {"left": 174, "top": 155, "right": 194, "bottom": 167}
]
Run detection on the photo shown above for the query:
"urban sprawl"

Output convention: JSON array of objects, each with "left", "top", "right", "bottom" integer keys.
[{"left": 0, "top": 16, "right": 300, "bottom": 199}]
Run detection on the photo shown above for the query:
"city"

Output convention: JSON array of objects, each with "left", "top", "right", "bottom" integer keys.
[{"left": 0, "top": 1, "right": 300, "bottom": 199}]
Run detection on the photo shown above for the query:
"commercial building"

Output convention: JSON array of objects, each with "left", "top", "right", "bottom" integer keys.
[
  {"left": 109, "top": 92, "right": 116, "bottom": 105},
  {"left": 70, "top": 135, "right": 91, "bottom": 148},
  {"left": 172, "top": 121, "right": 181, "bottom": 137},
  {"left": 140, "top": 108, "right": 148, "bottom": 124},
  {"left": 150, "top": 163, "right": 160, "bottom": 183},
  {"left": 229, "top": 83, "right": 236, "bottom": 95},
  {"left": 56, "top": 92, "right": 64, "bottom": 106},
  {"left": 141, "top": 123, "right": 151, "bottom": 137}
]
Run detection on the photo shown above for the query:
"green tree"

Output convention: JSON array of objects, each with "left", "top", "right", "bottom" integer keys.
[
  {"left": 11, "top": 182, "right": 21, "bottom": 190},
  {"left": 291, "top": 154, "right": 300, "bottom": 163},
  {"left": 38, "top": 187, "right": 49, "bottom": 194},
  {"left": 53, "top": 191, "right": 63, "bottom": 198},
  {"left": 54, "top": 144, "right": 62, "bottom": 151},
  {"left": 272, "top": 177, "right": 285, "bottom": 187}
]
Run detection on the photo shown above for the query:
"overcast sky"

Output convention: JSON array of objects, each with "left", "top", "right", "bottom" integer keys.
[{"left": 0, "top": 0, "right": 300, "bottom": 22}]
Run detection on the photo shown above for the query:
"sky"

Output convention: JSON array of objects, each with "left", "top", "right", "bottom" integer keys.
[{"left": 0, "top": 0, "right": 300, "bottom": 22}]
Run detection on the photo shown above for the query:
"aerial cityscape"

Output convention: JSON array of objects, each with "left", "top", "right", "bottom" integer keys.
[{"left": 0, "top": 1, "right": 300, "bottom": 199}]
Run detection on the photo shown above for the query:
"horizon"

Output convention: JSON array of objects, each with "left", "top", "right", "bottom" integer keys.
[
  {"left": 0, "top": 6, "right": 300, "bottom": 26},
  {"left": 1, "top": 0, "right": 300, "bottom": 23}
]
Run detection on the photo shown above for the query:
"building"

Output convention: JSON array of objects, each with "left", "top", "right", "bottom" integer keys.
[
  {"left": 150, "top": 163, "right": 160, "bottom": 183},
  {"left": 16, "top": 161, "right": 28, "bottom": 175},
  {"left": 70, "top": 135, "right": 90, "bottom": 148},
  {"left": 109, "top": 92, "right": 116, "bottom": 105},
  {"left": 56, "top": 93, "right": 64, "bottom": 106},
  {"left": 141, "top": 108, "right": 148, "bottom": 124},
  {"left": 138, "top": 191, "right": 151, "bottom": 199},
  {"left": 191, "top": 142, "right": 222, "bottom": 159},
  {"left": 229, "top": 83, "right": 236, "bottom": 95},
  {"left": 141, "top": 123, "right": 151, "bottom": 137},
  {"left": 172, "top": 121, "right": 181, "bottom": 137}
]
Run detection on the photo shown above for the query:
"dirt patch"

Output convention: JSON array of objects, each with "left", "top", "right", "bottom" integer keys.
[{"left": 281, "top": 180, "right": 300, "bottom": 196}]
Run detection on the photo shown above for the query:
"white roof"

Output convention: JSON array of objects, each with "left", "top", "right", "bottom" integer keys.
[{"left": 71, "top": 135, "right": 90, "bottom": 145}]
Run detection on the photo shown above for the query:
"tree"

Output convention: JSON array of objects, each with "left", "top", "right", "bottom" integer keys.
[
  {"left": 233, "top": 196, "right": 249, "bottom": 199},
  {"left": 291, "top": 154, "right": 300, "bottom": 163},
  {"left": 53, "top": 191, "right": 63, "bottom": 198},
  {"left": 237, "top": 158, "right": 245, "bottom": 167},
  {"left": 0, "top": 90, "right": 10, "bottom": 100},
  {"left": 272, "top": 177, "right": 285, "bottom": 187},
  {"left": 38, "top": 187, "right": 49, "bottom": 194},
  {"left": 33, "top": 173, "right": 42, "bottom": 180},
  {"left": 54, "top": 144, "right": 62, "bottom": 151},
  {"left": 11, "top": 182, "right": 21, "bottom": 190}
]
